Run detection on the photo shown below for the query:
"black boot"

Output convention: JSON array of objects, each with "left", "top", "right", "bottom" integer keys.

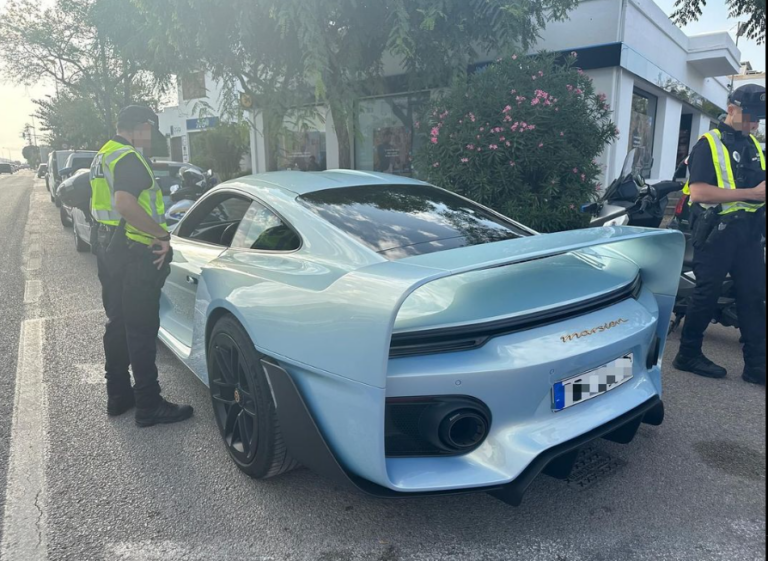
[
  {"left": 673, "top": 353, "right": 727, "bottom": 378},
  {"left": 107, "top": 393, "right": 136, "bottom": 416},
  {"left": 135, "top": 398, "right": 194, "bottom": 427},
  {"left": 742, "top": 365, "right": 766, "bottom": 385}
]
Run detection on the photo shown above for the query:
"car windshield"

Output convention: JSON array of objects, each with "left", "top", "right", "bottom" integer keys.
[
  {"left": 299, "top": 184, "right": 529, "bottom": 260},
  {"left": 67, "top": 155, "right": 95, "bottom": 170}
]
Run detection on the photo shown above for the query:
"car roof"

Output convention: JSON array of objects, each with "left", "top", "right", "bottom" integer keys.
[{"left": 232, "top": 170, "right": 429, "bottom": 196}]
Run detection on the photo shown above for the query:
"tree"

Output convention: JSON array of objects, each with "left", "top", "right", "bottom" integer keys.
[
  {"left": 0, "top": 0, "right": 165, "bottom": 138},
  {"left": 127, "top": 0, "right": 580, "bottom": 170},
  {"left": 414, "top": 52, "right": 618, "bottom": 232},
  {"left": 22, "top": 145, "right": 40, "bottom": 168},
  {"left": 190, "top": 123, "right": 250, "bottom": 180},
  {"left": 672, "top": 0, "right": 765, "bottom": 45},
  {"left": 32, "top": 92, "right": 108, "bottom": 150}
]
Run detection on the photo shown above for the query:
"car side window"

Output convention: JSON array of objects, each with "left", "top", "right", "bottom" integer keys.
[
  {"left": 176, "top": 194, "right": 252, "bottom": 246},
  {"left": 230, "top": 200, "right": 300, "bottom": 252}
]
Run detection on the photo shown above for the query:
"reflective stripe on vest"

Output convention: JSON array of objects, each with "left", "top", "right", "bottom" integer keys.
[{"left": 685, "top": 129, "right": 765, "bottom": 214}]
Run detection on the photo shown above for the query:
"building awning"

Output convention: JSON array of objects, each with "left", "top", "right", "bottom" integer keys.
[{"left": 687, "top": 33, "right": 741, "bottom": 77}]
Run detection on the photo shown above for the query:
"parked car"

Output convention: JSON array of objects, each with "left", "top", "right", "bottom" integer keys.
[
  {"left": 0, "top": 163, "right": 13, "bottom": 175},
  {"left": 158, "top": 170, "right": 683, "bottom": 506},
  {"left": 37, "top": 163, "right": 48, "bottom": 178},
  {"left": 68, "top": 160, "right": 205, "bottom": 251},
  {"left": 57, "top": 169, "right": 90, "bottom": 228},
  {"left": 46, "top": 150, "right": 74, "bottom": 203}
]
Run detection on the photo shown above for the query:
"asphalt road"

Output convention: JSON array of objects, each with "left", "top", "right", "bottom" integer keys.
[{"left": 0, "top": 173, "right": 765, "bottom": 561}]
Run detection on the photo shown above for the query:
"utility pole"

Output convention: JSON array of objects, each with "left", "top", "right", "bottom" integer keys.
[{"left": 729, "top": 22, "right": 746, "bottom": 93}]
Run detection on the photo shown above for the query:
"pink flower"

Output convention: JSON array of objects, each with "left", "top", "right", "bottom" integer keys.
[
  {"left": 509, "top": 161, "right": 516, "bottom": 167},
  {"left": 531, "top": 75, "right": 537, "bottom": 80},
  {"left": 466, "top": 144, "right": 475, "bottom": 150},
  {"left": 503, "top": 105, "right": 512, "bottom": 113},
  {"left": 476, "top": 135, "right": 481, "bottom": 139},
  {"left": 555, "top": 108, "right": 560, "bottom": 112},
  {"left": 528, "top": 124, "right": 536, "bottom": 130},
  {"left": 575, "top": 88, "right": 584, "bottom": 96},
  {"left": 505, "top": 141, "right": 511, "bottom": 147},
  {"left": 480, "top": 127, "right": 485, "bottom": 132},
  {"left": 433, "top": 162, "right": 440, "bottom": 168},
  {"left": 512, "top": 55, "right": 518, "bottom": 60},
  {"left": 430, "top": 127, "right": 440, "bottom": 137},
  {"left": 570, "top": 51, "right": 578, "bottom": 58},
  {"left": 489, "top": 144, "right": 499, "bottom": 150},
  {"left": 430, "top": 137, "right": 438, "bottom": 144},
  {"left": 477, "top": 147, "right": 482, "bottom": 151},
  {"left": 570, "top": 204, "right": 576, "bottom": 210},
  {"left": 581, "top": 173, "right": 586, "bottom": 181},
  {"left": 460, "top": 158, "right": 469, "bottom": 163},
  {"left": 538, "top": 70, "right": 544, "bottom": 77},
  {"left": 499, "top": 136, "right": 506, "bottom": 141},
  {"left": 531, "top": 98, "right": 540, "bottom": 106},
  {"left": 538, "top": 142, "right": 544, "bottom": 148},
  {"left": 573, "top": 168, "right": 579, "bottom": 174},
  {"left": 560, "top": 132, "right": 565, "bottom": 137}
]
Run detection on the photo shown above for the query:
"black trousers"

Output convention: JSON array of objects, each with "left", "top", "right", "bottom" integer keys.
[
  {"left": 680, "top": 214, "right": 766, "bottom": 365},
  {"left": 96, "top": 229, "right": 170, "bottom": 408}
]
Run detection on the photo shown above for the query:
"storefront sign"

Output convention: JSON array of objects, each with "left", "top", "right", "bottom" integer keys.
[{"left": 186, "top": 117, "right": 220, "bottom": 131}]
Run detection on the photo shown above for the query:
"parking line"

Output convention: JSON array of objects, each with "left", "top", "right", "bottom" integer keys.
[
  {"left": 24, "top": 280, "right": 42, "bottom": 304},
  {"left": 0, "top": 319, "right": 48, "bottom": 560}
]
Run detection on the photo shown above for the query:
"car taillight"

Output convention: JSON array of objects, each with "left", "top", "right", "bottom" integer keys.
[{"left": 674, "top": 195, "right": 688, "bottom": 217}]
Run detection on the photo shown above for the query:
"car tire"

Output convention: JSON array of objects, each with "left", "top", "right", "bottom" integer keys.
[
  {"left": 60, "top": 205, "right": 72, "bottom": 228},
  {"left": 207, "top": 314, "right": 299, "bottom": 479},
  {"left": 74, "top": 226, "right": 89, "bottom": 252}
]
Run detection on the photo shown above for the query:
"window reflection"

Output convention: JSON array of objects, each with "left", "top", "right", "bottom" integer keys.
[{"left": 299, "top": 185, "right": 528, "bottom": 260}]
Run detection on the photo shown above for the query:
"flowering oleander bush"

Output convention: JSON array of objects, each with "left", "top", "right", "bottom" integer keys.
[{"left": 414, "top": 52, "right": 617, "bottom": 232}]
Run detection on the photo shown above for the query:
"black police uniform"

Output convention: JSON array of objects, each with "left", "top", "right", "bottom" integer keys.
[
  {"left": 95, "top": 135, "right": 168, "bottom": 411},
  {"left": 678, "top": 122, "right": 766, "bottom": 376}
]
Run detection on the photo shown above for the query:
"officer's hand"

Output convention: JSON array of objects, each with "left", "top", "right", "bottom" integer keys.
[
  {"left": 151, "top": 239, "right": 171, "bottom": 270},
  {"left": 751, "top": 181, "right": 766, "bottom": 202}
]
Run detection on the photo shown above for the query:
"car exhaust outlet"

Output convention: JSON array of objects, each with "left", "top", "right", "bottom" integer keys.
[
  {"left": 439, "top": 410, "right": 488, "bottom": 450},
  {"left": 417, "top": 398, "right": 491, "bottom": 453}
]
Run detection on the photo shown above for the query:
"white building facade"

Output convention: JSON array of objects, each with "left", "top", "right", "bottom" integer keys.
[{"left": 160, "top": 0, "right": 742, "bottom": 186}]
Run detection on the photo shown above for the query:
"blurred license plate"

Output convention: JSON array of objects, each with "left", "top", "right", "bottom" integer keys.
[{"left": 552, "top": 354, "right": 633, "bottom": 412}]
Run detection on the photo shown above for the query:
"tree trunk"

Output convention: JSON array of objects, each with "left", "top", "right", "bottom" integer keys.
[
  {"left": 98, "top": 34, "right": 114, "bottom": 137},
  {"left": 331, "top": 103, "right": 352, "bottom": 169}
]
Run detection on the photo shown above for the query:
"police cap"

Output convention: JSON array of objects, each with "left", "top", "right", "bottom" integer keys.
[
  {"left": 728, "top": 84, "right": 766, "bottom": 120},
  {"left": 117, "top": 105, "right": 159, "bottom": 130}
]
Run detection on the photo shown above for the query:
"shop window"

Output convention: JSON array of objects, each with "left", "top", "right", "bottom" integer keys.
[
  {"left": 355, "top": 93, "right": 430, "bottom": 177},
  {"left": 182, "top": 72, "right": 207, "bottom": 101},
  {"left": 628, "top": 89, "right": 657, "bottom": 179},
  {"left": 277, "top": 109, "right": 326, "bottom": 171}
]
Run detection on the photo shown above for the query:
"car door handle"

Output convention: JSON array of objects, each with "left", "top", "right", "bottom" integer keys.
[{"left": 186, "top": 275, "right": 198, "bottom": 285}]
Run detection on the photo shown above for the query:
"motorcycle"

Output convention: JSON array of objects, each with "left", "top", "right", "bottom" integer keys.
[{"left": 165, "top": 167, "right": 216, "bottom": 228}]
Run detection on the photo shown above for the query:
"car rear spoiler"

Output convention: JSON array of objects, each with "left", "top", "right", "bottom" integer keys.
[{"left": 262, "top": 227, "right": 684, "bottom": 389}]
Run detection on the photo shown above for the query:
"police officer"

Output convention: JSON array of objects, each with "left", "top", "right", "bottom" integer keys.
[
  {"left": 673, "top": 85, "right": 767, "bottom": 385},
  {"left": 91, "top": 106, "right": 194, "bottom": 425}
]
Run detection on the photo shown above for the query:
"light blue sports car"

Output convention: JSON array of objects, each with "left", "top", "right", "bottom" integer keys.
[{"left": 159, "top": 170, "right": 684, "bottom": 505}]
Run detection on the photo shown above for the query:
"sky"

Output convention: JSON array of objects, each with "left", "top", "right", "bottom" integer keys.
[{"left": 0, "top": 0, "right": 765, "bottom": 162}]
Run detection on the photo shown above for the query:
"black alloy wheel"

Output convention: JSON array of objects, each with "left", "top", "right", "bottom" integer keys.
[{"left": 207, "top": 315, "right": 298, "bottom": 478}]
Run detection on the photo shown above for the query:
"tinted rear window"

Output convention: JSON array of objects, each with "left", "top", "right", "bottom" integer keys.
[{"left": 299, "top": 184, "right": 528, "bottom": 259}]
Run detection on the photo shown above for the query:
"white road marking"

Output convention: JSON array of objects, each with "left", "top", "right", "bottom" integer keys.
[
  {"left": 0, "top": 319, "right": 48, "bottom": 561},
  {"left": 24, "top": 280, "right": 42, "bottom": 304}
]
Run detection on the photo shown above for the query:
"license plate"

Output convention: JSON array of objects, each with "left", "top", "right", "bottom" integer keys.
[{"left": 552, "top": 354, "right": 633, "bottom": 412}]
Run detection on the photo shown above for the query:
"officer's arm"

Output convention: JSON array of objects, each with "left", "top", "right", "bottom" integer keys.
[
  {"left": 114, "top": 191, "right": 168, "bottom": 240},
  {"left": 689, "top": 182, "right": 765, "bottom": 204}
]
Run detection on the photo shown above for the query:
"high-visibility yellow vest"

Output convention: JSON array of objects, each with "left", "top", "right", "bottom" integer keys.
[
  {"left": 90, "top": 139, "right": 167, "bottom": 245},
  {"left": 684, "top": 129, "right": 766, "bottom": 215}
]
